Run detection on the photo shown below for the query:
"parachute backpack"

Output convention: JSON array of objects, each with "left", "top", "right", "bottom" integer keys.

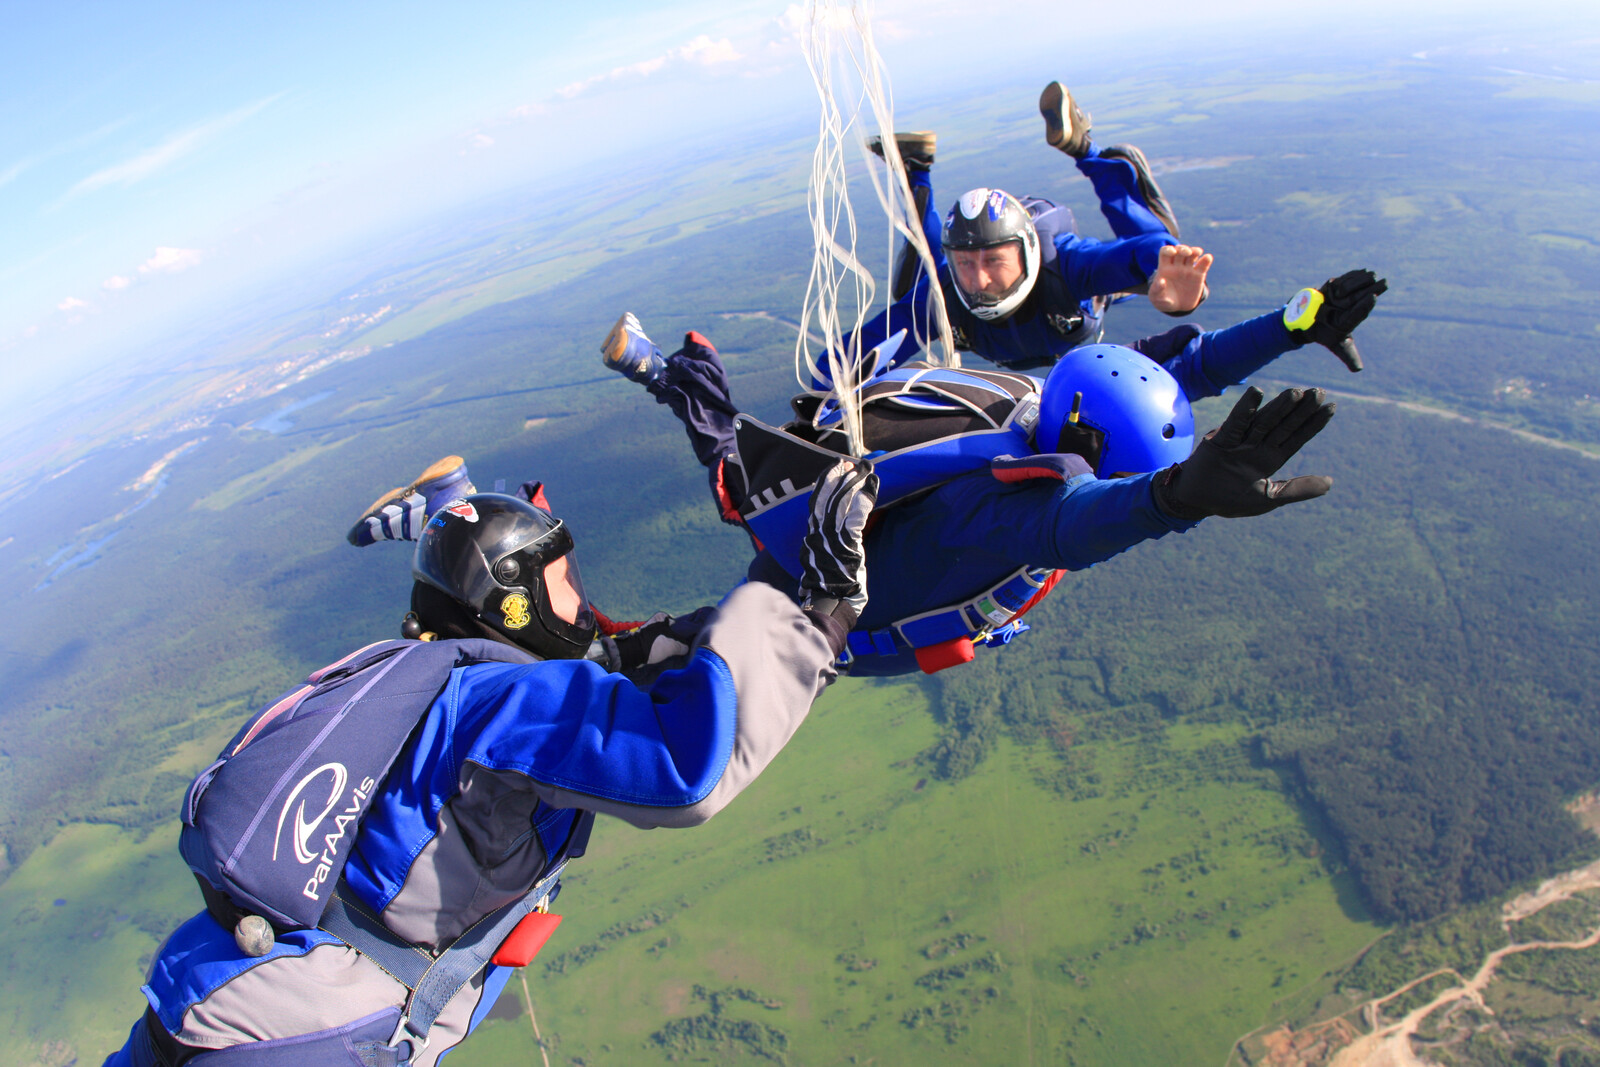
[
  {"left": 175, "top": 637, "right": 587, "bottom": 1059},
  {"left": 734, "top": 345, "right": 1082, "bottom": 675}
]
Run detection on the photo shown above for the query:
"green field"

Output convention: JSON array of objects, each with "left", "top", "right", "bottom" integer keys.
[{"left": 451, "top": 682, "right": 1382, "bottom": 1067}]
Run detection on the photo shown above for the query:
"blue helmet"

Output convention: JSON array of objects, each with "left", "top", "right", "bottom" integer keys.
[{"left": 1035, "top": 344, "right": 1194, "bottom": 477}]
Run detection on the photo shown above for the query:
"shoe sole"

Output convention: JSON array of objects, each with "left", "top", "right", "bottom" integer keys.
[
  {"left": 413, "top": 455, "right": 465, "bottom": 488},
  {"left": 1101, "top": 144, "right": 1180, "bottom": 239},
  {"left": 868, "top": 132, "right": 937, "bottom": 167},
  {"left": 354, "top": 454, "right": 465, "bottom": 529},
  {"left": 1039, "top": 82, "right": 1090, "bottom": 158},
  {"left": 601, "top": 313, "right": 635, "bottom": 366}
]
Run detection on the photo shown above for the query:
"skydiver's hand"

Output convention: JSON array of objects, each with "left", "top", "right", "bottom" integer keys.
[
  {"left": 1153, "top": 386, "right": 1335, "bottom": 520},
  {"left": 613, "top": 608, "right": 715, "bottom": 673},
  {"left": 799, "top": 458, "right": 878, "bottom": 637},
  {"left": 1285, "top": 269, "right": 1388, "bottom": 372},
  {"left": 1147, "top": 244, "right": 1212, "bottom": 316}
]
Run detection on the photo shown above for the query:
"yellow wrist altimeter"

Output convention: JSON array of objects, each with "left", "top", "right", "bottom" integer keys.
[{"left": 1284, "top": 287, "right": 1324, "bottom": 332}]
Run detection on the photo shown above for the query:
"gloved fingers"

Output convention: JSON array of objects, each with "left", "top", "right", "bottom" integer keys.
[
  {"left": 1262, "top": 389, "right": 1335, "bottom": 456},
  {"left": 1238, "top": 387, "right": 1307, "bottom": 449},
  {"left": 810, "top": 459, "right": 875, "bottom": 531},
  {"left": 802, "top": 459, "right": 877, "bottom": 605},
  {"left": 1322, "top": 269, "right": 1383, "bottom": 302},
  {"left": 1264, "top": 473, "right": 1334, "bottom": 509},
  {"left": 840, "top": 471, "right": 878, "bottom": 544},
  {"left": 1213, "top": 385, "right": 1265, "bottom": 450},
  {"left": 1328, "top": 335, "right": 1363, "bottom": 372}
]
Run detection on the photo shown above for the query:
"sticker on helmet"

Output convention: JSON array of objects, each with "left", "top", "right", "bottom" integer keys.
[
  {"left": 442, "top": 500, "right": 479, "bottom": 522},
  {"left": 957, "top": 188, "right": 990, "bottom": 219},
  {"left": 501, "top": 592, "right": 532, "bottom": 630},
  {"left": 986, "top": 190, "right": 1006, "bottom": 221}
]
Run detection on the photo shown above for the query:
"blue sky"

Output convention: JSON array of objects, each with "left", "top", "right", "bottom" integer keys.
[{"left": 1, "top": 0, "right": 1586, "bottom": 415}]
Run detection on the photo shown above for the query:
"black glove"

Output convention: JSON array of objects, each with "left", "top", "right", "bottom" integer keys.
[
  {"left": 1288, "top": 269, "right": 1388, "bottom": 372},
  {"left": 612, "top": 608, "right": 716, "bottom": 673},
  {"left": 799, "top": 458, "right": 878, "bottom": 634},
  {"left": 1153, "top": 386, "right": 1335, "bottom": 520}
]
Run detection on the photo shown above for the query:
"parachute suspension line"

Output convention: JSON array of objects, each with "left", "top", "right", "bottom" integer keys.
[
  {"left": 794, "top": 0, "right": 957, "bottom": 459},
  {"left": 846, "top": 5, "right": 958, "bottom": 375}
]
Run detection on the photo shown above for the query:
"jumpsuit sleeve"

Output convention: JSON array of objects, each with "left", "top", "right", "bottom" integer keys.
[
  {"left": 445, "top": 582, "right": 837, "bottom": 829},
  {"left": 1053, "top": 229, "right": 1173, "bottom": 298},
  {"left": 934, "top": 471, "right": 1201, "bottom": 572},
  {"left": 1160, "top": 309, "right": 1302, "bottom": 400}
]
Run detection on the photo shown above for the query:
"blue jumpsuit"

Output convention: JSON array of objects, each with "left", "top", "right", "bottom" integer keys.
[
  {"left": 653, "top": 309, "right": 1309, "bottom": 675},
  {"left": 855, "top": 147, "right": 1179, "bottom": 372},
  {"left": 107, "top": 583, "right": 838, "bottom": 1066}
]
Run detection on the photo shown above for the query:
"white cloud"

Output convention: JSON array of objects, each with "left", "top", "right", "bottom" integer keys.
[
  {"left": 69, "top": 94, "right": 283, "bottom": 195},
  {"left": 679, "top": 35, "right": 742, "bottom": 65},
  {"left": 557, "top": 35, "right": 742, "bottom": 99},
  {"left": 139, "top": 247, "right": 202, "bottom": 274},
  {"left": 102, "top": 275, "right": 131, "bottom": 290},
  {"left": 469, "top": 133, "right": 495, "bottom": 148},
  {"left": 57, "top": 296, "right": 88, "bottom": 311}
]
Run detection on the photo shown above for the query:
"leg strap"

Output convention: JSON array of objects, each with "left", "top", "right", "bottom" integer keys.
[{"left": 317, "top": 864, "right": 563, "bottom": 1050}]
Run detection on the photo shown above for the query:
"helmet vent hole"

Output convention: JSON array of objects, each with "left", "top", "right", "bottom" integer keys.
[
  {"left": 1111, "top": 370, "right": 1118, "bottom": 376},
  {"left": 1162, "top": 423, "right": 1176, "bottom": 439},
  {"left": 1096, "top": 353, "right": 1104, "bottom": 359},
  {"left": 1140, "top": 376, "right": 1148, "bottom": 381}
]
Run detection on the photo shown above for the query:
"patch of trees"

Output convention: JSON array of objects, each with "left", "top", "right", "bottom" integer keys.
[{"left": 920, "top": 402, "right": 1600, "bottom": 922}]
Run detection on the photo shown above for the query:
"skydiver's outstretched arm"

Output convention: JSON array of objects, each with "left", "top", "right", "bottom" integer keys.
[{"left": 1132, "top": 269, "right": 1389, "bottom": 399}]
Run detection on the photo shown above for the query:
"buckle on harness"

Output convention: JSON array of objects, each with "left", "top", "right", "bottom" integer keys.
[
  {"left": 388, "top": 1014, "right": 430, "bottom": 1060},
  {"left": 981, "top": 620, "right": 1031, "bottom": 647}
]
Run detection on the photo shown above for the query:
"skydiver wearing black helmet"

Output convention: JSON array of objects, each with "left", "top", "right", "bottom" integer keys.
[{"left": 107, "top": 465, "right": 877, "bottom": 1066}]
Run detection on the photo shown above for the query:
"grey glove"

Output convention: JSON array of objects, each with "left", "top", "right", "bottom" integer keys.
[
  {"left": 799, "top": 458, "right": 878, "bottom": 632},
  {"left": 1153, "top": 386, "right": 1335, "bottom": 520}
]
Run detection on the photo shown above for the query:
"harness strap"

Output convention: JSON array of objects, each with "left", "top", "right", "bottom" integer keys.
[
  {"left": 318, "top": 862, "right": 565, "bottom": 1047},
  {"left": 844, "top": 564, "right": 1054, "bottom": 670}
]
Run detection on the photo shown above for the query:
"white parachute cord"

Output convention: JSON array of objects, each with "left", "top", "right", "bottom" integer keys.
[
  {"left": 794, "top": 0, "right": 958, "bottom": 457},
  {"left": 796, "top": 1, "right": 871, "bottom": 457},
  {"left": 843, "top": 2, "right": 958, "bottom": 372}
]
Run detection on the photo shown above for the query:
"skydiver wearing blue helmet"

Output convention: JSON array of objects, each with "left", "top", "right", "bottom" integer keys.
[
  {"left": 588, "top": 269, "right": 1383, "bottom": 674},
  {"left": 851, "top": 81, "right": 1217, "bottom": 375}
]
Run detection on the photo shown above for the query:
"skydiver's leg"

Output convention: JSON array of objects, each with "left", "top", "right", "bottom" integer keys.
[
  {"left": 1039, "top": 83, "right": 1208, "bottom": 315},
  {"left": 651, "top": 333, "right": 752, "bottom": 525},
  {"left": 1039, "top": 81, "right": 1180, "bottom": 239},
  {"left": 602, "top": 314, "right": 749, "bottom": 524},
  {"left": 346, "top": 455, "right": 476, "bottom": 546},
  {"left": 869, "top": 133, "right": 941, "bottom": 300},
  {"left": 1075, "top": 145, "right": 1178, "bottom": 240}
]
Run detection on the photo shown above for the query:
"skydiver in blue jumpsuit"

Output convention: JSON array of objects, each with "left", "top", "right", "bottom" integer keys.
[
  {"left": 108, "top": 467, "right": 876, "bottom": 1065},
  {"left": 601, "top": 264, "right": 1385, "bottom": 675},
  {"left": 858, "top": 82, "right": 1214, "bottom": 373}
]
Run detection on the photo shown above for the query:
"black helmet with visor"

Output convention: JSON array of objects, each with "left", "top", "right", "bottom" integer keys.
[{"left": 412, "top": 493, "right": 596, "bottom": 659}]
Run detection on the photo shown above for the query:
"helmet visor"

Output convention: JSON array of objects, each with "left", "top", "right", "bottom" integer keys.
[{"left": 541, "top": 552, "right": 595, "bottom": 631}]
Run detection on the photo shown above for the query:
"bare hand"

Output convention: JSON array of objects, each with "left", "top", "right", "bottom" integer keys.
[{"left": 1147, "top": 244, "right": 1213, "bottom": 315}]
